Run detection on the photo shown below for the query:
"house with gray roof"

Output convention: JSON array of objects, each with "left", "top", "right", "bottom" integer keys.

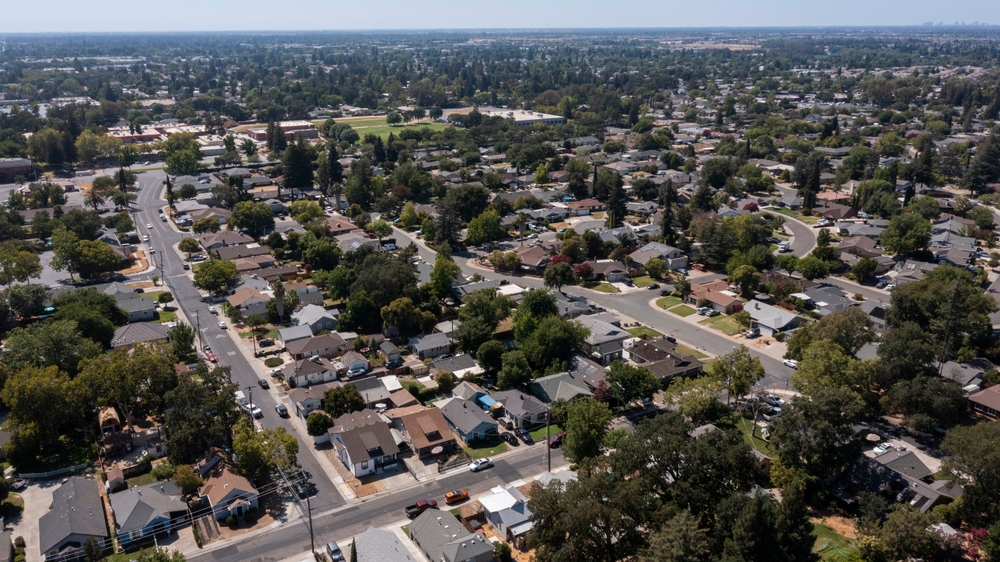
[
  {"left": 860, "top": 300, "right": 889, "bottom": 333},
  {"left": 110, "top": 482, "right": 187, "bottom": 548},
  {"left": 439, "top": 399, "right": 497, "bottom": 443},
  {"left": 39, "top": 477, "right": 108, "bottom": 561},
  {"left": 285, "top": 333, "right": 349, "bottom": 361},
  {"left": 937, "top": 359, "right": 991, "bottom": 389},
  {"left": 352, "top": 527, "right": 414, "bottom": 562},
  {"left": 529, "top": 371, "right": 594, "bottom": 403},
  {"left": 329, "top": 409, "right": 400, "bottom": 477},
  {"left": 284, "top": 357, "right": 339, "bottom": 388},
  {"left": 119, "top": 295, "right": 157, "bottom": 322},
  {"left": 478, "top": 484, "right": 534, "bottom": 548},
  {"left": 409, "top": 333, "right": 451, "bottom": 360},
  {"left": 291, "top": 304, "right": 338, "bottom": 334},
  {"left": 575, "top": 315, "right": 631, "bottom": 364},
  {"left": 408, "top": 509, "right": 494, "bottom": 562},
  {"left": 629, "top": 241, "right": 687, "bottom": 269},
  {"left": 803, "top": 285, "right": 858, "bottom": 317},
  {"left": 744, "top": 299, "right": 802, "bottom": 336},
  {"left": 112, "top": 323, "right": 170, "bottom": 349},
  {"left": 278, "top": 324, "right": 314, "bottom": 346},
  {"left": 491, "top": 390, "right": 548, "bottom": 429},
  {"left": 431, "top": 354, "right": 483, "bottom": 380}
]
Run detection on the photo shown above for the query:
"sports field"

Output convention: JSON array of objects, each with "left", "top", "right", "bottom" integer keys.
[{"left": 310, "top": 115, "right": 450, "bottom": 140}]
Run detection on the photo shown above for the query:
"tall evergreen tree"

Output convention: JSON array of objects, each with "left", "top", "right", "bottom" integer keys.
[{"left": 660, "top": 180, "right": 677, "bottom": 245}]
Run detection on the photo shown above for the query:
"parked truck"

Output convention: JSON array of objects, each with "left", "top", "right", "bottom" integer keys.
[{"left": 404, "top": 499, "right": 438, "bottom": 518}]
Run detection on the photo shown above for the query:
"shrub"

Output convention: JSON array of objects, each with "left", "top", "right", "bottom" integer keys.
[
  {"left": 192, "top": 526, "right": 202, "bottom": 548},
  {"left": 265, "top": 357, "right": 284, "bottom": 368},
  {"left": 773, "top": 331, "right": 785, "bottom": 342},
  {"left": 226, "top": 515, "right": 236, "bottom": 526},
  {"left": 14, "top": 537, "right": 24, "bottom": 549},
  {"left": 151, "top": 462, "right": 176, "bottom": 480}
]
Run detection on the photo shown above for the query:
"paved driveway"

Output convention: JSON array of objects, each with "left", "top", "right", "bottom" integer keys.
[{"left": 10, "top": 479, "right": 66, "bottom": 562}]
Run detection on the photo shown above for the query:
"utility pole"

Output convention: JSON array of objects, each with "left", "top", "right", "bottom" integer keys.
[
  {"left": 246, "top": 386, "right": 255, "bottom": 412},
  {"left": 196, "top": 310, "right": 202, "bottom": 352},
  {"left": 545, "top": 407, "right": 551, "bottom": 473},
  {"left": 307, "top": 495, "right": 316, "bottom": 557}
]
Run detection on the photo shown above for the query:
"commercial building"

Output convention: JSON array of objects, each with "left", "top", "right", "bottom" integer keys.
[{"left": 479, "top": 108, "right": 565, "bottom": 127}]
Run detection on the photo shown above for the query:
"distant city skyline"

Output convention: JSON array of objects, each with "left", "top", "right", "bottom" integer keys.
[{"left": 2, "top": 0, "right": 999, "bottom": 34}]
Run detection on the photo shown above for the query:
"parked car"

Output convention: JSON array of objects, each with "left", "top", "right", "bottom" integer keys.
[
  {"left": 404, "top": 499, "right": 438, "bottom": 518},
  {"left": 270, "top": 367, "right": 284, "bottom": 376},
  {"left": 761, "top": 409, "right": 781, "bottom": 422},
  {"left": 11, "top": 479, "right": 26, "bottom": 490},
  {"left": 500, "top": 432, "right": 518, "bottom": 445},
  {"left": 208, "top": 305, "right": 217, "bottom": 314},
  {"left": 326, "top": 542, "right": 344, "bottom": 561},
  {"left": 206, "top": 352, "right": 217, "bottom": 363},
  {"left": 817, "top": 219, "right": 832, "bottom": 226},
  {"left": 647, "top": 283, "right": 660, "bottom": 290},
  {"left": 146, "top": 223, "right": 152, "bottom": 229},
  {"left": 516, "top": 428, "right": 534, "bottom": 444},
  {"left": 660, "top": 289, "right": 672, "bottom": 296},
  {"left": 218, "top": 321, "right": 227, "bottom": 329},
  {"left": 469, "top": 458, "right": 494, "bottom": 472},
  {"left": 258, "top": 338, "right": 275, "bottom": 347},
  {"left": 705, "top": 309, "right": 720, "bottom": 317},
  {"left": 160, "top": 215, "right": 168, "bottom": 222},
  {"left": 696, "top": 307, "right": 712, "bottom": 315},
  {"left": 763, "top": 394, "right": 785, "bottom": 407},
  {"left": 548, "top": 431, "right": 567, "bottom": 448},
  {"left": 874, "top": 443, "right": 893, "bottom": 455},
  {"left": 275, "top": 404, "right": 289, "bottom": 417},
  {"left": 445, "top": 489, "right": 469, "bottom": 504},
  {"left": 783, "top": 359, "right": 799, "bottom": 369},
  {"left": 745, "top": 328, "right": 760, "bottom": 338},
  {"left": 258, "top": 379, "right": 270, "bottom": 389},
  {"left": 347, "top": 366, "right": 366, "bottom": 377}
]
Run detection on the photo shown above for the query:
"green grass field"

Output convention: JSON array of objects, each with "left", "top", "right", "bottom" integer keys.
[
  {"left": 627, "top": 326, "right": 663, "bottom": 338},
  {"left": 306, "top": 116, "right": 451, "bottom": 140},
  {"left": 812, "top": 523, "right": 856, "bottom": 555},
  {"left": 670, "top": 304, "right": 697, "bottom": 317},
  {"left": 529, "top": 424, "right": 564, "bottom": 442},
  {"left": 700, "top": 314, "right": 743, "bottom": 335},
  {"left": 462, "top": 440, "right": 508, "bottom": 459},
  {"left": 657, "top": 296, "right": 682, "bottom": 309},
  {"left": 630, "top": 275, "right": 657, "bottom": 287},
  {"left": 583, "top": 281, "right": 619, "bottom": 293}
]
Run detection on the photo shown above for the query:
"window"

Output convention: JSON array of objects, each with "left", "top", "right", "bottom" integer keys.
[{"left": 361, "top": 461, "right": 368, "bottom": 469}]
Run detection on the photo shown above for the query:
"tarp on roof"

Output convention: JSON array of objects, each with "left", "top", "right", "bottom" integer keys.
[{"left": 477, "top": 394, "right": 498, "bottom": 409}]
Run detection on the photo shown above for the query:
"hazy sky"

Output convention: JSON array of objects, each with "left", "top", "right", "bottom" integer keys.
[{"left": 2, "top": 0, "right": 999, "bottom": 33}]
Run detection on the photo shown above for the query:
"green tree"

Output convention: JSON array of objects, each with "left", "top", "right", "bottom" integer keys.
[
  {"left": 6, "top": 283, "right": 48, "bottom": 320},
  {"left": 193, "top": 259, "right": 239, "bottom": 296},
  {"left": 178, "top": 237, "right": 201, "bottom": 257},
  {"left": 172, "top": 465, "right": 204, "bottom": 496},
  {"left": 1, "top": 365, "right": 88, "bottom": 467},
  {"left": 880, "top": 212, "right": 931, "bottom": 256},
  {"left": 429, "top": 253, "right": 460, "bottom": 300},
  {"left": 887, "top": 376, "right": 967, "bottom": 431},
  {"left": 381, "top": 297, "right": 435, "bottom": 339},
  {"left": 644, "top": 258, "right": 666, "bottom": 280},
  {"left": 728, "top": 264, "right": 761, "bottom": 295},
  {"left": 0, "top": 243, "right": 41, "bottom": 286},
  {"left": 3, "top": 318, "right": 102, "bottom": 376},
  {"left": 192, "top": 218, "right": 221, "bottom": 234},
  {"left": 465, "top": 209, "right": 504, "bottom": 246},
  {"left": 288, "top": 200, "right": 324, "bottom": 224},
  {"left": 477, "top": 340, "right": 506, "bottom": 374},
  {"left": 606, "top": 361, "right": 661, "bottom": 405},
  {"left": 534, "top": 163, "right": 550, "bottom": 185},
  {"left": 232, "top": 418, "right": 298, "bottom": 483},
  {"left": 72, "top": 240, "right": 121, "bottom": 279},
  {"left": 795, "top": 256, "right": 829, "bottom": 280},
  {"left": 563, "top": 398, "right": 613, "bottom": 463},
  {"left": 306, "top": 412, "right": 334, "bottom": 437},
  {"left": 164, "top": 364, "right": 241, "bottom": 464},
  {"left": 230, "top": 201, "right": 275, "bottom": 238},
  {"left": 543, "top": 261, "right": 577, "bottom": 295},
  {"left": 852, "top": 257, "right": 878, "bottom": 282},
  {"left": 497, "top": 350, "right": 532, "bottom": 390},
  {"left": 322, "top": 385, "right": 366, "bottom": 418},
  {"left": 369, "top": 219, "right": 392, "bottom": 243},
  {"left": 771, "top": 388, "right": 866, "bottom": 485},
  {"left": 639, "top": 510, "right": 711, "bottom": 562},
  {"left": 399, "top": 202, "right": 419, "bottom": 228},
  {"left": 282, "top": 139, "right": 314, "bottom": 189},
  {"left": 714, "top": 345, "right": 765, "bottom": 404},
  {"left": 520, "top": 315, "right": 589, "bottom": 371},
  {"left": 941, "top": 421, "right": 1000, "bottom": 526},
  {"left": 161, "top": 133, "right": 204, "bottom": 176},
  {"left": 169, "top": 322, "right": 197, "bottom": 363}
]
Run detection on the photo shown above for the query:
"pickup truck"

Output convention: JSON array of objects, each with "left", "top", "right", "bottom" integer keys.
[{"left": 404, "top": 499, "right": 438, "bottom": 518}]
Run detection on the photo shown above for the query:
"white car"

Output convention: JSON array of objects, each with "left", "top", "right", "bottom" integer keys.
[
  {"left": 146, "top": 223, "right": 152, "bottom": 229},
  {"left": 469, "top": 458, "right": 494, "bottom": 472},
  {"left": 347, "top": 366, "right": 366, "bottom": 378},
  {"left": 783, "top": 359, "right": 799, "bottom": 369},
  {"left": 208, "top": 305, "right": 217, "bottom": 314},
  {"left": 270, "top": 367, "right": 284, "bottom": 376},
  {"left": 873, "top": 443, "right": 893, "bottom": 455},
  {"left": 142, "top": 235, "right": 150, "bottom": 242},
  {"left": 218, "top": 321, "right": 227, "bottom": 329}
]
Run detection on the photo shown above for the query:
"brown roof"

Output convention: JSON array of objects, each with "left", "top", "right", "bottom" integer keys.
[
  {"left": 566, "top": 198, "right": 603, "bottom": 210},
  {"left": 970, "top": 386, "right": 1000, "bottom": 411},
  {"left": 227, "top": 288, "right": 268, "bottom": 308},
  {"left": 327, "top": 218, "right": 360, "bottom": 235},
  {"left": 398, "top": 407, "right": 454, "bottom": 451},
  {"left": 388, "top": 389, "right": 419, "bottom": 408},
  {"left": 514, "top": 245, "right": 551, "bottom": 267},
  {"left": 690, "top": 280, "right": 741, "bottom": 308},
  {"left": 199, "top": 465, "right": 257, "bottom": 507}
]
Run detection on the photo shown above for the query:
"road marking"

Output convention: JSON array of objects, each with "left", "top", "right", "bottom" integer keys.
[
  {"left": 216, "top": 334, "right": 226, "bottom": 339},
  {"left": 228, "top": 351, "right": 236, "bottom": 356}
]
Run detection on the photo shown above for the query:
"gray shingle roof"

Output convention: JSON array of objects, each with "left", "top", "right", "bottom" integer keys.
[
  {"left": 409, "top": 509, "right": 492, "bottom": 562},
  {"left": 353, "top": 527, "right": 414, "bottom": 562},
  {"left": 110, "top": 482, "right": 186, "bottom": 535},
  {"left": 39, "top": 477, "right": 108, "bottom": 554},
  {"left": 112, "top": 323, "right": 170, "bottom": 347}
]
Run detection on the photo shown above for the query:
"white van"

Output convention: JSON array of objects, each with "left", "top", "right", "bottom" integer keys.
[{"left": 777, "top": 241, "right": 791, "bottom": 253}]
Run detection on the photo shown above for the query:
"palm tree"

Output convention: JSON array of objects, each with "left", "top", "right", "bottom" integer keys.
[{"left": 84, "top": 188, "right": 106, "bottom": 211}]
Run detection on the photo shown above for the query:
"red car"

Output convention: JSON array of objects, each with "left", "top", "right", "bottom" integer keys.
[
  {"left": 548, "top": 432, "right": 567, "bottom": 448},
  {"left": 206, "top": 352, "right": 217, "bottom": 363}
]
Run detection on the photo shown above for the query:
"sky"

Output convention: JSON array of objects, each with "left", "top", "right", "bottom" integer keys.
[{"left": 2, "top": 0, "right": 1000, "bottom": 33}]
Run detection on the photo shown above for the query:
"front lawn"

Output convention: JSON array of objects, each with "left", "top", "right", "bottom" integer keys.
[
  {"left": 699, "top": 314, "right": 743, "bottom": 335},
  {"left": 669, "top": 304, "right": 697, "bottom": 317},
  {"left": 462, "top": 439, "right": 508, "bottom": 459},
  {"left": 583, "top": 281, "right": 619, "bottom": 293},
  {"left": 675, "top": 344, "right": 709, "bottom": 360},
  {"left": 657, "top": 296, "right": 681, "bottom": 309},
  {"left": 630, "top": 275, "right": 656, "bottom": 288},
  {"left": 153, "top": 309, "right": 177, "bottom": 323},
  {"left": 627, "top": 326, "right": 663, "bottom": 338},
  {"left": 769, "top": 207, "right": 820, "bottom": 225},
  {"left": 529, "top": 424, "right": 564, "bottom": 442}
]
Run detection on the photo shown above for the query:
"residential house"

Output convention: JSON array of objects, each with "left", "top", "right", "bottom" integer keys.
[
  {"left": 291, "top": 304, "right": 338, "bottom": 334},
  {"left": 110, "top": 482, "right": 187, "bottom": 547},
  {"left": 189, "top": 207, "right": 231, "bottom": 225},
  {"left": 777, "top": 194, "right": 803, "bottom": 209},
  {"left": 581, "top": 260, "right": 630, "bottom": 282},
  {"left": 329, "top": 409, "right": 400, "bottom": 477},
  {"left": 969, "top": 385, "right": 1000, "bottom": 419},
  {"left": 199, "top": 466, "right": 259, "bottom": 520},
  {"left": 624, "top": 337, "right": 704, "bottom": 381},
  {"left": 120, "top": 296, "right": 157, "bottom": 322},
  {"left": 285, "top": 333, "right": 349, "bottom": 361},
  {"left": 380, "top": 341, "right": 401, "bottom": 364},
  {"left": 39, "top": 477, "right": 108, "bottom": 561},
  {"left": 212, "top": 244, "right": 270, "bottom": 261},
  {"left": 860, "top": 300, "right": 889, "bottom": 333},
  {"left": 348, "top": 377, "right": 391, "bottom": 407},
  {"left": 351, "top": 527, "right": 415, "bottom": 562},
  {"left": 389, "top": 389, "right": 419, "bottom": 409},
  {"left": 432, "top": 354, "right": 483, "bottom": 380},
  {"left": 838, "top": 236, "right": 883, "bottom": 258},
  {"left": 227, "top": 288, "right": 270, "bottom": 318},
  {"left": 387, "top": 406, "right": 457, "bottom": 458},
  {"left": 745, "top": 300, "right": 802, "bottom": 335},
  {"left": 575, "top": 315, "right": 631, "bottom": 364},
  {"left": 836, "top": 452, "right": 963, "bottom": 514},
  {"left": 284, "top": 357, "right": 339, "bottom": 388},
  {"left": 409, "top": 333, "right": 451, "bottom": 360},
  {"left": 565, "top": 198, "right": 605, "bottom": 215},
  {"left": 938, "top": 359, "right": 989, "bottom": 390},
  {"left": 111, "top": 323, "right": 171, "bottom": 349},
  {"left": 278, "top": 324, "right": 314, "bottom": 346},
  {"left": 284, "top": 282, "right": 324, "bottom": 306},
  {"left": 686, "top": 279, "right": 743, "bottom": 314},
  {"left": 233, "top": 254, "right": 277, "bottom": 273},
  {"left": 408, "top": 510, "right": 494, "bottom": 562},
  {"left": 813, "top": 202, "right": 857, "bottom": 221},
  {"left": 629, "top": 242, "right": 688, "bottom": 270},
  {"left": 802, "top": 285, "right": 858, "bottom": 317},
  {"left": 340, "top": 350, "right": 370, "bottom": 376},
  {"left": 513, "top": 245, "right": 551, "bottom": 272},
  {"left": 491, "top": 390, "right": 548, "bottom": 429},
  {"left": 451, "top": 381, "right": 488, "bottom": 402},
  {"left": 626, "top": 200, "right": 660, "bottom": 216},
  {"left": 439, "top": 399, "right": 498, "bottom": 443},
  {"left": 288, "top": 381, "right": 340, "bottom": 419},
  {"left": 530, "top": 371, "right": 594, "bottom": 403},
  {"left": 891, "top": 260, "right": 939, "bottom": 285},
  {"left": 479, "top": 485, "right": 534, "bottom": 548},
  {"left": 327, "top": 217, "right": 361, "bottom": 236}
]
